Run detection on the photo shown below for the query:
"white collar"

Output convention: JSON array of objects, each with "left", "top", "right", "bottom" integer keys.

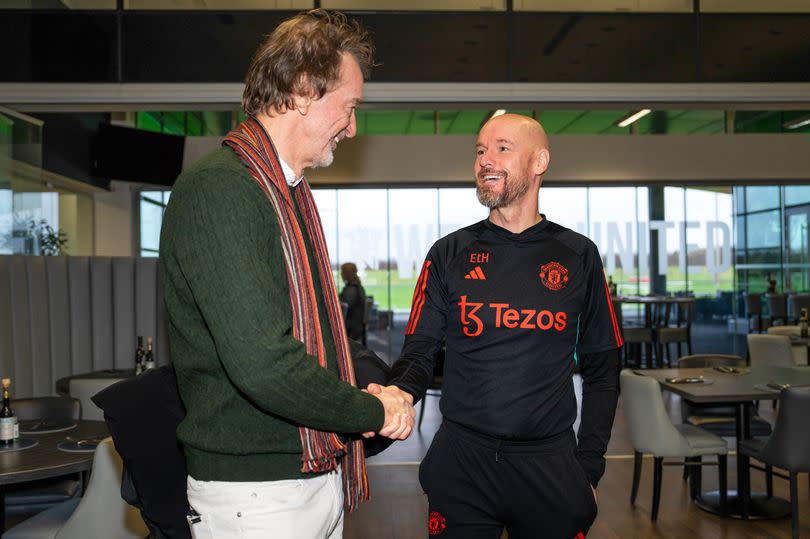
[{"left": 278, "top": 158, "right": 303, "bottom": 187}]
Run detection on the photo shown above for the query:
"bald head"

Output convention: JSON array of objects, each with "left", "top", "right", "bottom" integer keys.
[{"left": 480, "top": 113, "right": 549, "bottom": 154}]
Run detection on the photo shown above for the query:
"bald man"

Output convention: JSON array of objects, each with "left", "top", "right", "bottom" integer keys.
[{"left": 383, "top": 114, "right": 623, "bottom": 538}]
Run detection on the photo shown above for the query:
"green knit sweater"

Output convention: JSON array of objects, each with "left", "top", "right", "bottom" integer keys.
[{"left": 159, "top": 147, "right": 384, "bottom": 481}]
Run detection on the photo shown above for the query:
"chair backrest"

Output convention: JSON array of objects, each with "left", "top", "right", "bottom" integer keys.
[
  {"left": 69, "top": 378, "right": 128, "bottom": 421},
  {"left": 767, "top": 326, "right": 799, "bottom": 337},
  {"left": 745, "top": 293, "right": 762, "bottom": 315},
  {"left": 761, "top": 387, "right": 810, "bottom": 472},
  {"left": 54, "top": 437, "right": 148, "bottom": 539},
  {"left": 766, "top": 293, "right": 788, "bottom": 318},
  {"left": 677, "top": 354, "right": 745, "bottom": 369},
  {"left": 788, "top": 294, "right": 810, "bottom": 321},
  {"left": 11, "top": 396, "right": 81, "bottom": 421},
  {"left": 620, "top": 369, "right": 687, "bottom": 456},
  {"left": 747, "top": 334, "right": 795, "bottom": 368}
]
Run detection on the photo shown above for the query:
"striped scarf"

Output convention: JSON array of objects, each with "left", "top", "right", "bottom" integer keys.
[{"left": 223, "top": 117, "right": 368, "bottom": 512}]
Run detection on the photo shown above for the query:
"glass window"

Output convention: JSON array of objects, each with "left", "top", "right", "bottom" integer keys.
[
  {"left": 746, "top": 210, "right": 781, "bottom": 249},
  {"left": 336, "top": 189, "right": 388, "bottom": 308},
  {"left": 388, "top": 189, "right": 438, "bottom": 312},
  {"left": 587, "top": 187, "right": 637, "bottom": 293},
  {"left": 745, "top": 186, "right": 780, "bottom": 213},
  {"left": 438, "top": 187, "right": 487, "bottom": 237},
  {"left": 685, "top": 187, "right": 734, "bottom": 297},
  {"left": 733, "top": 186, "right": 745, "bottom": 215},
  {"left": 785, "top": 186, "right": 810, "bottom": 207},
  {"left": 662, "top": 187, "right": 686, "bottom": 294},
  {"left": 539, "top": 187, "right": 588, "bottom": 234},
  {"left": 139, "top": 191, "right": 168, "bottom": 257},
  {"left": 312, "top": 189, "right": 338, "bottom": 272}
]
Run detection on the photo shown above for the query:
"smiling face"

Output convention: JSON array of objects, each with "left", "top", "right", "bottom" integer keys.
[
  {"left": 301, "top": 52, "right": 363, "bottom": 169},
  {"left": 474, "top": 114, "right": 550, "bottom": 210}
]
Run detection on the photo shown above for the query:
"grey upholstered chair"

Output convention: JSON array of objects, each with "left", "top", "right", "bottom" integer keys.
[
  {"left": 765, "top": 326, "right": 807, "bottom": 365},
  {"left": 68, "top": 378, "right": 128, "bottom": 421},
  {"left": 739, "top": 387, "right": 810, "bottom": 539},
  {"left": 744, "top": 293, "right": 767, "bottom": 332},
  {"left": 747, "top": 334, "right": 796, "bottom": 368},
  {"left": 620, "top": 369, "right": 728, "bottom": 521},
  {"left": 766, "top": 293, "right": 789, "bottom": 327},
  {"left": 788, "top": 293, "right": 810, "bottom": 324},
  {"left": 4, "top": 437, "right": 149, "bottom": 539},
  {"left": 5, "top": 398, "right": 83, "bottom": 517}
]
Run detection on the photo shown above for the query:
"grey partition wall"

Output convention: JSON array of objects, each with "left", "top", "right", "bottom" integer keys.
[{"left": 0, "top": 256, "right": 170, "bottom": 398}]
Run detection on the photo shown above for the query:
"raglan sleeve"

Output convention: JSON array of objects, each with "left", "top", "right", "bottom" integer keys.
[
  {"left": 577, "top": 242, "right": 624, "bottom": 354},
  {"left": 575, "top": 241, "right": 622, "bottom": 487},
  {"left": 388, "top": 242, "right": 449, "bottom": 403}
]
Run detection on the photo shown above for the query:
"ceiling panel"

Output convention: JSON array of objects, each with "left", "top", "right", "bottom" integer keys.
[{"left": 513, "top": 13, "right": 695, "bottom": 82}]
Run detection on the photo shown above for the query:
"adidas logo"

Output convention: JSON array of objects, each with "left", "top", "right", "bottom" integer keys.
[{"left": 464, "top": 266, "right": 486, "bottom": 280}]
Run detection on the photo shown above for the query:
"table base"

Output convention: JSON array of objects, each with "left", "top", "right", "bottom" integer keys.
[{"left": 695, "top": 490, "right": 791, "bottom": 519}]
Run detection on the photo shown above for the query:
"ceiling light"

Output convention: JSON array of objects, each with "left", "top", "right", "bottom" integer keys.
[
  {"left": 617, "top": 109, "right": 651, "bottom": 128},
  {"left": 783, "top": 114, "right": 810, "bottom": 130}
]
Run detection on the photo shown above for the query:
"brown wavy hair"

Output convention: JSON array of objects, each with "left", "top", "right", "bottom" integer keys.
[{"left": 242, "top": 9, "right": 373, "bottom": 116}]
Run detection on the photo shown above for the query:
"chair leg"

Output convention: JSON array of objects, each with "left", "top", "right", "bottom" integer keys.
[
  {"left": 718, "top": 454, "right": 728, "bottom": 517},
  {"left": 689, "top": 456, "right": 703, "bottom": 500},
  {"left": 790, "top": 472, "right": 799, "bottom": 539},
  {"left": 631, "top": 451, "right": 642, "bottom": 505},
  {"left": 766, "top": 464, "right": 773, "bottom": 498},
  {"left": 652, "top": 457, "right": 663, "bottom": 521},
  {"left": 740, "top": 453, "right": 751, "bottom": 519}
]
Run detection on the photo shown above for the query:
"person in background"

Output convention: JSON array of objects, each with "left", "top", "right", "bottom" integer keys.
[
  {"left": 159, "top": 10, "right": 414, "bottom": 539},
  {"left": 340, "top": 262, "right": 368, "bottom": 343},
  {"left": 376, "top": 113, "right": 622, "bottom": 538}
]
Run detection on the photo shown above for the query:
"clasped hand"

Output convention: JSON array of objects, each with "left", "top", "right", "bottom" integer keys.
[{"left": 363, "top": 383, "right": 416, "bottom": 440}]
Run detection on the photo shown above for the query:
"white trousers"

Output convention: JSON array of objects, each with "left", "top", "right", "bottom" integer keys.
[{"left": 186, "top": 469, "right": 344, "bottom": 539}]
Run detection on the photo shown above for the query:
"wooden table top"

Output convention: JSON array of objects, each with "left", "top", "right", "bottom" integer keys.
[
  {"left": 0, "top": 420, "right": 108, "bottom": 486},
  {"left": 634, "top": 365, "right": 810, "bottom": 403}
]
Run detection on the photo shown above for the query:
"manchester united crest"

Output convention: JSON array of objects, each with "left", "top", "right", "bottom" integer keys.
[
  {"left": 539, "top": 261, "right": 569, "bottom": 291},
  {"left": 428, "top": 511, "right": 446, "bottom": 535}
]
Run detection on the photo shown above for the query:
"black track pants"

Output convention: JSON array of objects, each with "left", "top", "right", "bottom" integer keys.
[{"left": 419, "top": 421, "right": 598, "bottom": 539}]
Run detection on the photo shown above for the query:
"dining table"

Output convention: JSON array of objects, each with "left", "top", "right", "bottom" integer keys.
[
  {"left": 636, "top": 364, "right": 810, "bottom": 519},
  {"left": 0, "top": 419, "right": 108, "bottom": 536}
]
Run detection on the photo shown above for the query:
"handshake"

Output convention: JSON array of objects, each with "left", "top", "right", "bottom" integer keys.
[{"left": 363, "top": 384, "right": 416, "bottom": 441}]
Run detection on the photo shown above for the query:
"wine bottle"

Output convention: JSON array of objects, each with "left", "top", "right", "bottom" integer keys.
[
  {"left": 135, "top": 336, "right": 145, "bottom": 375},
  {"left": 0, "top": 378, "right": 19, "bottom": 446},
  {"left": 144, "top": 337, "right": 156, "bottom": 371}
]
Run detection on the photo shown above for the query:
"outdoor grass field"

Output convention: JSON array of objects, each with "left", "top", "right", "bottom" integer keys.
[{"left": 338, "top": 266, "right": 735, "bottom": 312}]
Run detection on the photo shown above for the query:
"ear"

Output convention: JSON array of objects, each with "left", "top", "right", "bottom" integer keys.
[
  {"left": 293, "top": 93, "right": 312, "bottom": 115},
  {"left": 292, "top": 73, "right": 313, "bottom": 115},
  {"left": 534, "top": 148, "right": 550, "bottom": 176}
]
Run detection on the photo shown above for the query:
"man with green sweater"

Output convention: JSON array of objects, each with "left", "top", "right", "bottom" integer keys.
[{"left": 159, "top": 10, "right": 415, "bottom": 539}]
